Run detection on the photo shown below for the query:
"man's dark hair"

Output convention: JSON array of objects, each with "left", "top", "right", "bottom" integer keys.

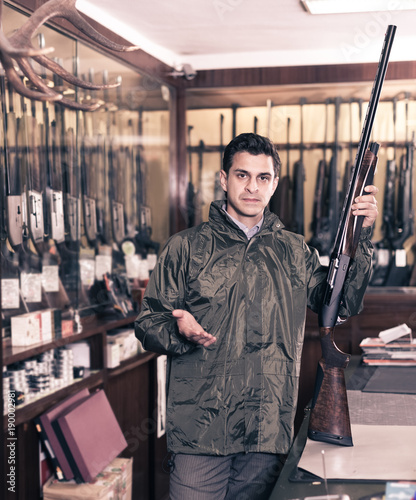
[{"left": 222, "top": 133, "right": 281, "bottom": 177}]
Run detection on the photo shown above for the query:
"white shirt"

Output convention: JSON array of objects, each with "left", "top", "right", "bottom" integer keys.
[{"left": 222, "top": 204, "right": 263, "bottom": 240}]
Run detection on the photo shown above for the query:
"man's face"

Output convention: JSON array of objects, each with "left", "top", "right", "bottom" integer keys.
[{"left": 220, "top": 152, "right": 278, "bottom": 228}]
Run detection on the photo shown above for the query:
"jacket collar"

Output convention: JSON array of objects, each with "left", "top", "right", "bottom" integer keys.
[{"left": 209, "top": 201, "right": 284, "bottom": 236}]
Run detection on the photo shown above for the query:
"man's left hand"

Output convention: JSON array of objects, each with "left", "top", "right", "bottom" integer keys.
[{"left": 351, "top": 184, "right": 379, "bottom": 228}]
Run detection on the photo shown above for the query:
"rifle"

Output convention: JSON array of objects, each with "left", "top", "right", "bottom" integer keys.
[
  {"left": 0, "top": 72, "right": 21, "bottom": 279},
  {"left": 38, "top": 42, "right": 66, "bottom": 249},
  {"left": 18, "top": 93, "right": 46, "bottom": 255},
  {"left": 266, "top": 99, "right": 273, "bottom": 139},
  {"left": 0, "top": 73, "right": 27, "bottom": 322},
  {"left": 213, "top": 113, "right": 224, "bottom": 201},
  {"left": 186, "top": 125, "right": 196, "bottom": 227},
  {"left": 342, "top": 99, "right": 355, "bottom": 201},
  {"left": 308, "top": 100, "right": 329, "bottom": 258},
  {"left": 384, "top": 94, "right": 414, "bottom": 286},
  {"left": 231, "top": 103, "right": 238, "bottom": 139},
  {"left": 194, "top": 140, "right": 205, "bottom": 225},
  {"left": 4, "top": 78, "right": 24, "bottom": 250},
  {"left": 370, "top": 97, "right": 398, "bottom": 286},
  {"left": 80, "top": 69, "right": 99, "bottom": 247},
  {"left": 107, "top": 76, "right": 127, "bottom": 248},
  {"left": 292, "top": 98, "right": 306, "bottom": 235},
  {"left": 269, "top": 117, "right": 292, "bottom": 226},
  {"left": 125, "top": 108, "right": 160, "bottom": 258},
  {"left": 308, "top": 24, "right": 396, "bottom": 447}
]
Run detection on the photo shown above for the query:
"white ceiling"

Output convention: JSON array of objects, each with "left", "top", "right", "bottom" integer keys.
[{"left": 76, "top": 0, "right": 416, "bottom": 71}]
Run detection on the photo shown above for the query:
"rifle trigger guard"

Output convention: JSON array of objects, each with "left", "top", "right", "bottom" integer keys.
[{"left": 336, "top": 315, "right": 348, "bottom": 326}]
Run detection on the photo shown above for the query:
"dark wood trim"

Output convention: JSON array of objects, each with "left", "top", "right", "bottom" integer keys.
[
  {"left": 185, "top": 61, "right": 416, "bottom": 89},
  {"left": 168, "top": 86, "right": 188, "bottom": 234}
]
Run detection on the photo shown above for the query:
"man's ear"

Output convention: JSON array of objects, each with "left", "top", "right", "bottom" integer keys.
[
  {"left": 219, "top": 169, "right": 228, "bottom": 192},
  {"left": 272, "top": 176, "right": 279, "bottom": 193}
]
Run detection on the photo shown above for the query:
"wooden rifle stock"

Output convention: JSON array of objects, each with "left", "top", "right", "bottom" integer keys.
[{"left": 308, "top": 25, "right": 396, "bottom": 447}]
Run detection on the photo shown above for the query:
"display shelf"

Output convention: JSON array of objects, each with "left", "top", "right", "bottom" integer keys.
[
  {"left": 107, "top": 351, "right": 157, "bottom": 378},
  {"left": 3, "top": 369, "right": 104, "bottom": 429},
  {"left": 2, "top": 314, "right": 137, "bottom": 365}
]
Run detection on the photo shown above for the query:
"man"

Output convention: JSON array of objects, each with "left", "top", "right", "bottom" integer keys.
[{"left": 135, "top": 133, "right": 378, "bottom": 499}]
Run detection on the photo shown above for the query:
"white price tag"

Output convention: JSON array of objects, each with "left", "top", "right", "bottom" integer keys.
[
  {"left": 1, "top": 279, "right": 20, "bottom": 309},
  {"left": 395, "top": 249, "right": 407, "bottom": 268},
  {"left": 21, "top": 272, "right": 42, "bottom": 302},
  {"left": 95, "top": 255, "right": 112, "bottom": 280},
  {"left": 42, "top": 265, "right": 60, "bottom": 292}
]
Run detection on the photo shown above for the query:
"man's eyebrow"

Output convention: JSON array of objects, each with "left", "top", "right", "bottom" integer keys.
[{"left": 233, "top": 168, "right": 272, "bottom": 177}]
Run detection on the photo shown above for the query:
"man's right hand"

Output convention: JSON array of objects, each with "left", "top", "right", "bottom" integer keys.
[{"left": 172, "top": 309, "right": 217, "bottom": 347}]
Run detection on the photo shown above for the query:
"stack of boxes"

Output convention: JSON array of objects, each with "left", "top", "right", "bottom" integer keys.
[
  {"left": 3, "top": 347, "right": 76, "bottom": 412},
  {"left": 10, "top": 308, "right": 74, "bottom": 347},
  {"left": 106, "top": 329, "right": 145, "bottom": 369}
]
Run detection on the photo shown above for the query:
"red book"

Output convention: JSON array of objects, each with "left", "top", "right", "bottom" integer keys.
[
  {"left": 35, "top": 389, "right": 90, "bottom": 481},
  {"left": 56, "top": 389, "right": 127, "bottom": 482}
]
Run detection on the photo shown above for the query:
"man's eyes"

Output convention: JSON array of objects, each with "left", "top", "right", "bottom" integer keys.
[{"left": 236, "top": 173, "right": 270, "bottom": 181}]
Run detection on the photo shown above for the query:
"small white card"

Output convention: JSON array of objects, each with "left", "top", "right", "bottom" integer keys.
[
  {"left": 1, "top": 279, "right": 20, "bottom": 309},
  {"left": 42, "top": 265, "right": 60, "bottom": 292},
  {"left": 21, "top": 272, "right": 42, "bottom": 303}
]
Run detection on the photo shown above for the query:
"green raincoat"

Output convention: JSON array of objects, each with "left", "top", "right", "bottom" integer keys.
[{"left": 135, "top": 201, "right": 373, "bottom": 456}]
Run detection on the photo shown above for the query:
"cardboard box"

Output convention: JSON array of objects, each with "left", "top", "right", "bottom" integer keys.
[
  {"left": 40, "top": 310, "right": 53, "bottom": 343},
  {"left": 55, "top": 389, "right": 128, "bottom": 482},
  {"left": 107, "top": 329, "right": 144, "bottom": 361},
  {"left": 61, "top": 319, "right": 74, "bottom": 338},
  {"left": 35, "top": 389, "right": 91, "bottom": 481},
  {"left": 43, "top": 457, "right": 133, "bottom": 499},
  {"left": 106, "top": 343, "right": 120, "bottom": 369}
]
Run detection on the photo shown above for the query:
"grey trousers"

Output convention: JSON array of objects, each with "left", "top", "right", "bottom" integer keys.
[{"left": 169, "top": 452, "right": 286, "bottom": 500}]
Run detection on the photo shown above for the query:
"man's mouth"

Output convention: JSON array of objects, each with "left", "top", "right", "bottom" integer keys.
[{"left": 242, "top": 197, "right": 260, "bottom": 202}]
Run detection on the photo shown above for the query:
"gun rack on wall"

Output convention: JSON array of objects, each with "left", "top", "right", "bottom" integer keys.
[{"left": 185, "top": 94, "right": 416, "bottom": 288}]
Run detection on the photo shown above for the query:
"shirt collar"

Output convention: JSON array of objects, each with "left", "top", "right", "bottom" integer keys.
[{"left": 221, "top": 203, "right": 264, "bottom": 240}]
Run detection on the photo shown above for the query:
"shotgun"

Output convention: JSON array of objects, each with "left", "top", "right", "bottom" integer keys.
[
  {"left": 270, "top": 117, "right": 291, "bottom": 227},
  {"left": 308, "top": 100, "right": 329, "bottom": 259},
  {"left": 186, "top": 125, "right": 196, "bottom": 227},
  {"left": 4, "top": 78, "right": 24, "bottom": 250},
  {"left": 370, "top": 97, "right": 398, "bottom": 286},
  {"left": 126, "top": 109, "right": 160, "bottom": 258},
  {"left": 292, "top": 98, "right": 306, "bottom": 235},
  {"left": 325, "top": 97, "right": 342, "bottom": 253},
  {"left": 0, "top": 72, "right": 21, "bottom": 277},
  {"left": 213, "top": 113, "right": 224, "bottom": 201},
  {"left": 308, "top": 24, "right": 396, "bottom": 447},
  {"left": 384, "top": 95, "right": 414, "bottom": 286},
  {"left": 194, "top": 139, "right": 205, "bottom": 225},
  {"left": 342, "top": 99, "right": 355, "bottom": 201},
  {"left": 232, "top": 103, "right": 238, "bottom": 139},
  {"left": 18, "top": 93, "right": 46, "bottom": 254}
]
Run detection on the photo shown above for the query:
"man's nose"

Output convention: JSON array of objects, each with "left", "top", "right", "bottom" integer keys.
[{"left": 245, "top": 178, "right": 258, "bottom": 192}]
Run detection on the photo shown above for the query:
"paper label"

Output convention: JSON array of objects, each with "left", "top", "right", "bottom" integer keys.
[
  {"left": 80, "top": 258, "right": 96, "bottom": 286},
  {"left": 21, "top": 272, "right": 42, "bottom": 302},
  {"left": 95, "top": 255, "right": 112, "bottom": 280},
  {"left": 395, "top": 249, "right": 407, "bottom": 267},
  {"left": 42, "top": 265, "right": 60, "bottom": 292},
  {"left": 1, "top": 279, "right": 20, "bottom": 309}
]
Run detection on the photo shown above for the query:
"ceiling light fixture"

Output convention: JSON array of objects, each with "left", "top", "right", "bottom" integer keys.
[{"left": 300, "top": 0, "right": 416, "bottom": 14}]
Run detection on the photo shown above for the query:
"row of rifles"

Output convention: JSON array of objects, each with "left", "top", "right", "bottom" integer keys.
[
  {"left": 0, "top": 68, "right": 158, "bottom": 328},
  {"left": 187, "top": 97, "right": 415, "bottom": 287}
]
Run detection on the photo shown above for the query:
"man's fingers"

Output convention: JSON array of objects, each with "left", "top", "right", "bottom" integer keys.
[
  {"left": 172, "top": 309, "right": 216, "bottom": 346},
  {"left": 172, "top": 309, "right": 184, "bottom": 318}
]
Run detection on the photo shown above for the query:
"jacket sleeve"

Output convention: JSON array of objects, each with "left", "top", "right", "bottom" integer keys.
[
  {"left": 338, "top": 225, "right": 374, "bottom": 318},
  {"left": 134, "top": 234, "right": 197, "bottom": 356},
  {"left": 306, "top": 226, "right": 373, "bottom": 318}
]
